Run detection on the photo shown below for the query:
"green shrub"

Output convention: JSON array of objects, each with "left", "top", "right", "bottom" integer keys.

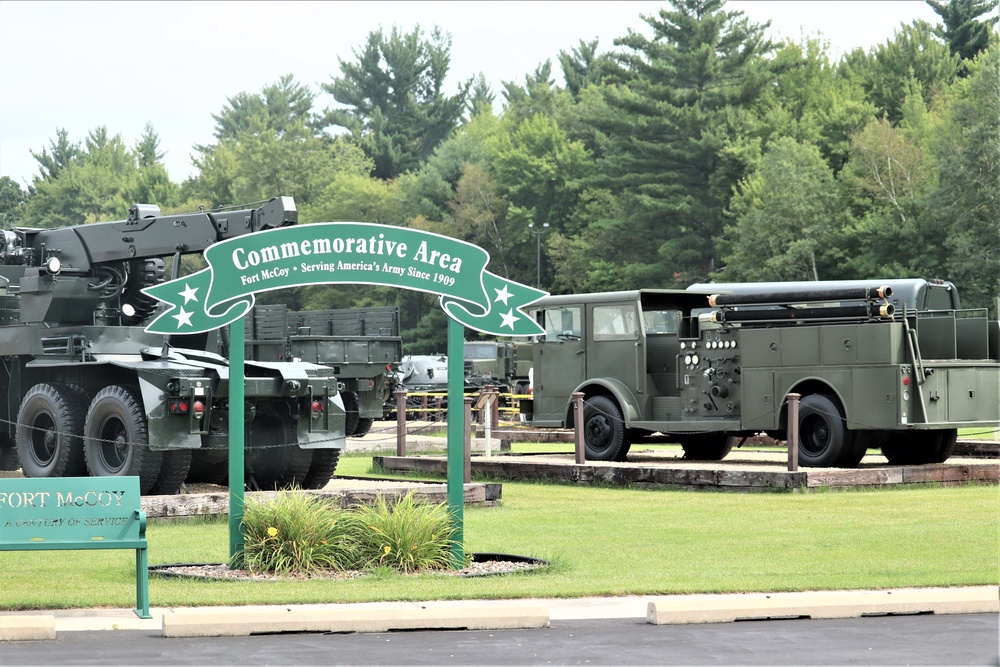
[
  {"left": 352, "top": 492, "right": 459, "bottom": 573},
  {"left": 238, "top": 490, "right": 458, "bottom": 575},
  {"left": 239, "top": 490, "right": 359, "bottom": 575}
]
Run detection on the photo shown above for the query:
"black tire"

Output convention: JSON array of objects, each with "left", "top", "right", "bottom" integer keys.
[
  {"left": 680, "top": 434, "right": 735, "bottom": 461},
  {"left": 931, "top": 429, "right": 958, "bottom": 463},
  {"left": 16, "top": 383, "right": 88, "bottom": 478},
  {"left": 342, "top": 391, "right": 361, "bottom": 436},
  {"left": 354, "top": 417, "right": 374, "bottom": 437},
  {"left": 796, "top": 394, "right": 850, "bottom": 468},
  {"left": 0, "top": 434, "right": 19, "bottom": 471},
  {"left": 84, "top": 385, "right": 163, "bottom": 493},
  {"left": 882, "top": 430, "right": 951, "bottom": 465},
  {"left": 582, "top": 396, "right": 629, "bottom": 462},
  {"left": 302, "top": 449, "right": 341, "bottom": 490},
  {"left": 186, "top": 447, "right": 229, "bottom": 485},
  {"left": 837, "top": 430, "right": 871, "bottom": 468},
  {"left": 149, "top": 448, "right": 193, "bottom": 495},
  {"left": 121, "top": 258, "right": 166, "bottom": 325},
  {"left": 245, "top": 414, "right": 313, "bottom": 490}
]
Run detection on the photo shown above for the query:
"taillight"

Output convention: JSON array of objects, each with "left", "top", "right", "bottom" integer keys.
[
  {"left": 312, "top": 400, "right": 324, "bottom": 420},
  {"left": 192, "top": 400, "right": 205, "bottom": 418}
]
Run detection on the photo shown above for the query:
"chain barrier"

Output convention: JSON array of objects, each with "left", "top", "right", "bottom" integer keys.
[{"left": 4, "top": 401, "right": 998, "bottom": 457}]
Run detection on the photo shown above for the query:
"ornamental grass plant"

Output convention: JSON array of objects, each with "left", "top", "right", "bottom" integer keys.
[
  {"left": 351, "top": 492, "right": 459, "bottom": 572},
  {"left": 239, "top": 489, "right": 457, "bottom": 576},
  {"left": 240, "top": 489, "right": 360, "bottom": 575}
]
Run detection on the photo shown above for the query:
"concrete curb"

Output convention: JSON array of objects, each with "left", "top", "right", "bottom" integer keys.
[
  {"left": 646, "top": 586, "right": 999, "bottom": 624},
  {"left": 162, "top": 601, "right": 550, "bottom": 637},
  {"left": 2, "top": 587, "right": 996, "bottom": 640},
  {"left": 0, "top": 615, "right": 55, "bottom": 641}
]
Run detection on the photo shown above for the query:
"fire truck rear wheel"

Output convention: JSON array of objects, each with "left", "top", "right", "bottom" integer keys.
[
  {"left": 582, "top": 396, "right": 629, "bottom": 461},
  {"left": 680, "top": 433, "right": 735, "bottom": 461},
  {"left": 83, "top": 385, "right": 163, "bottom": 493},
  {"left": 837, "top": 430, "right": 871, "bottom": 468},
  {"left": 931, "top": 429, "right": 958, "bottom": 463},
  {"left": 16, "top": 383, "right": 89, "bottom": 479},
  {"left": 796, "top": 394, "right": 849, "bottom": 468}
]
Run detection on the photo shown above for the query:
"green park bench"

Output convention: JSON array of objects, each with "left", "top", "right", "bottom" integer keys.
[{"left": 0, "top": 476, "right": 150, "bottom": 619}]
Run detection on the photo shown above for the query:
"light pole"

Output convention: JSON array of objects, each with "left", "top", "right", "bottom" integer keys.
[{"left": 528, "top": 222, "right": 549, "bottom": 288}]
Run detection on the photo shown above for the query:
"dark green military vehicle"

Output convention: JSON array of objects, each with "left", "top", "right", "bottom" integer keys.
[
  {"left": 521, "top": 279, "right": 999, "bottom": 467},
  {"left": 247, "top": 304, "right": 402, "bottom": 436},
  {"left": 464, "top": 340, "right": 532, "bottom": 395},
  {"left": 0, "top": 198, "right": 347, "bottom": 493}
]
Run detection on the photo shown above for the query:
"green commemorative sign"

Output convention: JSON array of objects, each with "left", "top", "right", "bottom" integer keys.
[{"left": 142, "top": 223, "right": 546, "bottom": 337}]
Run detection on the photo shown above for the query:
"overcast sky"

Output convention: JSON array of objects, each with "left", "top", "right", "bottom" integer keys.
[{"left": 0, "top": 1, "right": 941, "bottom": 188}]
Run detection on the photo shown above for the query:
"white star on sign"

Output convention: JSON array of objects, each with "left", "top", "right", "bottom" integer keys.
[
  {"left": 179, "top": 283, "right": 199, "bottom": 304},
  {"left": 173, "top": 307, "right": 194, "bottom": 328},
  {"left": 500, "top": 308, "right": 519, "bottom": 330},
  {"left": 494, "top": 284, "right": 513, "bottom": 306}
]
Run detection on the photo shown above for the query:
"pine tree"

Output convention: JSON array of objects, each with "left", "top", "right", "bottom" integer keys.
[{"left": 586, "top": 0, "right": 776, "bottom": 283}]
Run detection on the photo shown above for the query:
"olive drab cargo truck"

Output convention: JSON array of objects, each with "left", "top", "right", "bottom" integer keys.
[
  {"left": 520, "top": 279, "right": 1000, "bottom": 466},
  {"left": 245, "top": 304, "right": 402, "bottom": 436},
  {"left": 0, "top": 198, "right": 348, "bottom": 494}
]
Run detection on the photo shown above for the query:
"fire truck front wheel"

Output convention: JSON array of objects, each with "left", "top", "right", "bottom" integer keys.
[{"left": 582, "top": 396, "right": 630, "bottom": 461}]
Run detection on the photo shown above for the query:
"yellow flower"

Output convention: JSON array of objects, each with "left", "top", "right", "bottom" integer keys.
[
  {"left": 383, "top": 546, "right": 392, "bottom": 554},
  {"left": 267, "top": 527, "right": 278, "bottom": 537}
]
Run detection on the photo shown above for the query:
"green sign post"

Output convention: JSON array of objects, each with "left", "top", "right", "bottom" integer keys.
[{"left": 143, "top": 222, "right": 546, "bottom": 566}]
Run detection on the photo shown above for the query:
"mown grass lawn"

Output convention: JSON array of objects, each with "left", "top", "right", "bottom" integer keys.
[{"left": 1, "top": 451, "right": 996, "bottom": 611}]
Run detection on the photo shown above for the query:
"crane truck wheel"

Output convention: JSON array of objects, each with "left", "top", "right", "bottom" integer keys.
[
  {"left": 342, "top": 391, "right": 361, "bottom": 436},
  {"left": 0, "top": 435, "right": 19, "bottom": 471},
  {"left": 245, "top": 414, "right": 312, "bottom": 490},
  {"left": 83, "top": 385, "right": 163, "bottom": 494},
  {"left": 149, "top": 448, "right": 193, "bottom": 495},
  {"left": 796, "top": 394, "right": 850, "bottom": 468},
  {"left": 582, "top": 395, "right": 629, "bottom": 461},
  {"left": 16, "top": 383, "right": 89, "bottom": 479},
  {"left": 185, "top": 446, "right": 229, "bottom": 485},
  {"left": 302, "top": 449, "right": 341, "bottom": 489},
  {"left": 354, "top": 417, "right": 374, "bottom": 437}
]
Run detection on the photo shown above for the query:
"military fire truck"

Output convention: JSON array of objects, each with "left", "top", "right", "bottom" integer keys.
[
  {"left": 0, "top": 198, "right": 347, "bottom": 493},
  {"left": 520, "top": 279, "right": 999, "bottom": 467}
]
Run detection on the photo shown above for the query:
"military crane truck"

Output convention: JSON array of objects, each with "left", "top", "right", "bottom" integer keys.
[
  {"left": 0, "top": 197, "right": 347, "bottom": 494},
  {"left": 520, "top": 279, "right": 999, "bottom": 467},
  {"left": 245, "top": 304, "right": 402, "bottom": 436}
]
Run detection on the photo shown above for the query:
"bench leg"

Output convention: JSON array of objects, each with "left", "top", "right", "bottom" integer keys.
[{"left": 134, "top": 547, "right": 151, "bottom": 619}]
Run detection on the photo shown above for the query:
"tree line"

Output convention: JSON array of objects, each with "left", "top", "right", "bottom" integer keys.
[{"left": 1, "top": 0, "right": 997, "bottom": 353}]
